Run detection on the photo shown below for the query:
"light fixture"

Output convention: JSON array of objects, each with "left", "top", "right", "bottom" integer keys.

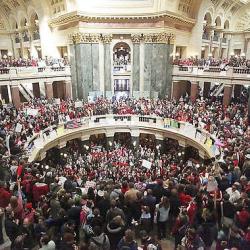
[
  {"left": 208, "top": 53, "right": 212, "bottom": 57},
  {"left": 63, "top": 53, "right": 68, "bottom": 57},
  {"left": 3, "top": 55, "right": 7, "bottom": 59},
  {"left": 178, "top": 152, "right": 182, "bottom": 157},
  {"left": 241, "top": 52, "right": 245, "bottom": 57},
  {"left": 133, "top": 141, "right": 137, "bottom": 147},
  {"left": 7, "top": 51, "right": 12, "bottom": 57},
  {"left": 109, "top": 141, "right": 112, "bottom": 147},
  {"left": 201, "top": 47, "right": 205, "bottom": 51},
  {"left": 230, "top": 52, "right": 235, "bottom": 56},
  {"left": 45, "top": 165, "right": 49, "bottom": 170},
  {"left": 175, "top": 52, "right": 180, "bottom": 57}
]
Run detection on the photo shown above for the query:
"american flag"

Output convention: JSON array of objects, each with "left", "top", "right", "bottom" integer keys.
[{"left": 66, "top": 119, "right": 81, "bottom": 129}]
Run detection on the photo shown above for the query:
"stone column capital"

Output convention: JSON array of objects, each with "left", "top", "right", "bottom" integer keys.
[
  {"left": 143, "top": 32, "right": 175, "bottom": 44},
  {"left": 131, "top": 34, "right": 144, "bottom": 43},
  {"left": 69, "top": 33, "right": 113, "bottom": 44}
]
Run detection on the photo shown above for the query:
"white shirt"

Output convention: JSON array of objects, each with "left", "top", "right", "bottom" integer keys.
[{"left": 226, "top": 187, "right": 241, "bottom": 203}]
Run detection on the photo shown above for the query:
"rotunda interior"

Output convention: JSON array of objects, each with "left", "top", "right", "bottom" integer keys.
[{"left": 0, "top": 1, "right": 250, "bottom": 250}]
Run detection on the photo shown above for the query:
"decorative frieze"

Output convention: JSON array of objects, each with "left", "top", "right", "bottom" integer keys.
[
  {"left": 131, "top": 34, "right": 143, "bottom": 43},
  {"left": 131, "top": 32, "right": 175, "bottom": 44},
  {"left": 70, "top": 33, "right": 112, "bottom": 44},
  {"left": 101, "top": 34, "right": 113, "bottom": 44},
  {"left": 144, "top": 32, "right": 175, "bottom": 44}
]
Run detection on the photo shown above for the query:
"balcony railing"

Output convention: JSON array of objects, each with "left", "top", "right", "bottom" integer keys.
[
  {"left": 233, "top": 68, "right": 250, "bottom": 74},
  {"left": 0, "top": 66, "right": 71, "bottom": 80},
  {"left": 172, "top": 65, "right": 250, "bottom": 84},
  {"left": 0, "top": 68, "right": 10, "bottom": 74},
  {"left": 203, "top": 67, "right": 221, "bottom": 73}
]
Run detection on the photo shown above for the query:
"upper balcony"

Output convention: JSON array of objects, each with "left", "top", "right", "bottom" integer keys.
[
  {"left": 172, "top": 65, "right": 250, "bottom": 85},
  {"left": 0, "top": 66, "right": 71, "bottom": 85}
]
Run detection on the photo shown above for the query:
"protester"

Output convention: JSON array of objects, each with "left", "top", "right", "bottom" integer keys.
[{"left": 0, "top": 94, "right": 249, "bottom": 249}]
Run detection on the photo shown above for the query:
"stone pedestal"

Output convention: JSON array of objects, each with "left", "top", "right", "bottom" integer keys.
[
  {"left": 190, "top": 82, "right": 199, "bottom": 102},
  {"left": 223, "top": 85, "right": 232, "bottom": 106},
  {"left": 45, "top": 82, "right": 53, "bottom": 99},
  {"left": 11, "top": 86, "right": 21, "bottom": 109}
]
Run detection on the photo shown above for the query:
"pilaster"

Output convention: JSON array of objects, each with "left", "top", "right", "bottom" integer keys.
[
  {"left": 11, "top": 85, "right": 21, "bottom": 109},
  {"left": 223, "top": 85, "right": 232, "bottom": 106}
]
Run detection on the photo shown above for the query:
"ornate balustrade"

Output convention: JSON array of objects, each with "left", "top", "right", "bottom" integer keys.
[
  {"left": 172, "top": 65, "right": 250, "bottom": 85},
  {"left": 25, "top": 114, "right": 219, "bottom": 162},
  {"left": 0, "top": 66, "right": 71, "bottom": 84}
]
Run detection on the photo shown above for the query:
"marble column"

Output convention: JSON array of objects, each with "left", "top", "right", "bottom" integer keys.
[
  {"left": 103, "top": 36, "right": 112, "bottom": 93},
  {"left": 203, "top": 82, "right": 211, "bottom": 98},
  {"left": 69, "top": 33, "right": 107, "bottom": 100},
  {"left": 11, "top": 85, "right": 21, "bottom": 109},
  {"left": 7, "top": 85, "right": 12, "bottom": 103},
  {"left": 234, "top": 84, "right": 242, "bottom": 99},
  {"left": 45, "top": 81, "right": 53, "bottom": 99},
  {"left": 223, "top": 85, "right": 232, "bottom": 106},
  {"left": 99, "top": 42, "right": 105, "bottom": 94},
  {"left": 248, "top": 87, "right": 250, "bottom": 126},
  {"left": 69, "top": 44, "right": 78, "bottom": 99},
  {"left": 139, "top": 42, "right": 145, "bottom": 93},
  {"left": 190, "top": 81, "right": 199, "bottom": 102},
  {"left": 65, "top": 80, "right": 72, "bottom": 99},
  {"left": 143, "top": 33, "right": 174, "bottom": 98},
  {"left": 172, "top": 81, "right": 181, "bottom": 100},
  {"left": 131, "top": 35, "right": 141, "bottom": 92}
]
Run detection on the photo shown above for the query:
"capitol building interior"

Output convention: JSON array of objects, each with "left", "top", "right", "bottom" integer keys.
[{"left": 1, "top": 1, "right": 250, "bottom": 250}]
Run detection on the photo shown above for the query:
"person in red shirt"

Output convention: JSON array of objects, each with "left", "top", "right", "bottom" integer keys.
[{"left": 0, "top": 181, "right": 11, "bottom": 208}]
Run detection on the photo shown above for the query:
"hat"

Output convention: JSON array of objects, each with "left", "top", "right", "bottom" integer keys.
[
  {"left": 97, "top": 190, "right": 105, "bottom": 197},
  {"left": 26, "top": 203, "right": 33, "bottom": 209}
]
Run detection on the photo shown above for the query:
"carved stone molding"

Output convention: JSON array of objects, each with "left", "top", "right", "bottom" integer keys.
[
  {"left": 101, "top": 34, "right": 113, "bottom": 44},
  {"left": 131, "top": 34, "right": 143, "bottom": 43},
  {"left": 143, "top": 32, "right": 175, "bottom": 44},
  {"left": 70, "top": 32, "right": 112, "bottom": 44},
  {"left": 70, "top": 33, "right": 101, "bottom": 44}
]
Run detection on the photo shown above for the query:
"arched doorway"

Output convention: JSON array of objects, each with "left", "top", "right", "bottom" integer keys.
[{"left": 113, "top": 42, "right": 131, "bottom": 99}]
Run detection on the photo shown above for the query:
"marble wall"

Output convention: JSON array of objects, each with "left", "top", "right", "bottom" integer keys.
[
  {"left": 70, "top": 43, "right": 101, "bottom": 100},
  {"left": 70, "top": 39, "right": 173, "bottom": 100},
  {"left": 132, "top": 44, "right": 140, "bottom": 91},
  {"left": 104, "top": 44, "right": 112, "bottom": 91},
  {"left": 144, "top": 43, "right": 173, "bottom": 98}
]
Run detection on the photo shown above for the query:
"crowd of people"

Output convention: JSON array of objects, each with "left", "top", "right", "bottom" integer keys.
[
  {"left": 0, "top": 57, "right": 69, "bottom": 69},
  {"left": 0, "top": 95, "right": 250, "bottom": 250},
  {"left": 173, "top": 56, "right": 250, "bottom": 69}
]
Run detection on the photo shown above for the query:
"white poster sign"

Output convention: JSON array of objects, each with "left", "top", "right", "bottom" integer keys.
[
  {"left": 142, "top": 159, "right": 152, "bottom": 169},
  {"left": 27, "top": 108, "right": 39, "bottom": 116},
  {"left": 15, "top": 123, "right": 22, "bottom": 133},
  {"left": 54, "top": 98, "right": 61, "bottom": 105},
  {"left": 75, "top": 101, "right": 83, "bottom": 108}
]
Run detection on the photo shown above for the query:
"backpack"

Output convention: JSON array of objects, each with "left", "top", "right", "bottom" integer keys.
[{"left": 90, "top": 234, "right": 107, "bottom": 250}]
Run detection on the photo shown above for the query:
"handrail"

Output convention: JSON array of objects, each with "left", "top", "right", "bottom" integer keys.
[{"left": 25, "top": 114, "right": 219, "bottom": 162}]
